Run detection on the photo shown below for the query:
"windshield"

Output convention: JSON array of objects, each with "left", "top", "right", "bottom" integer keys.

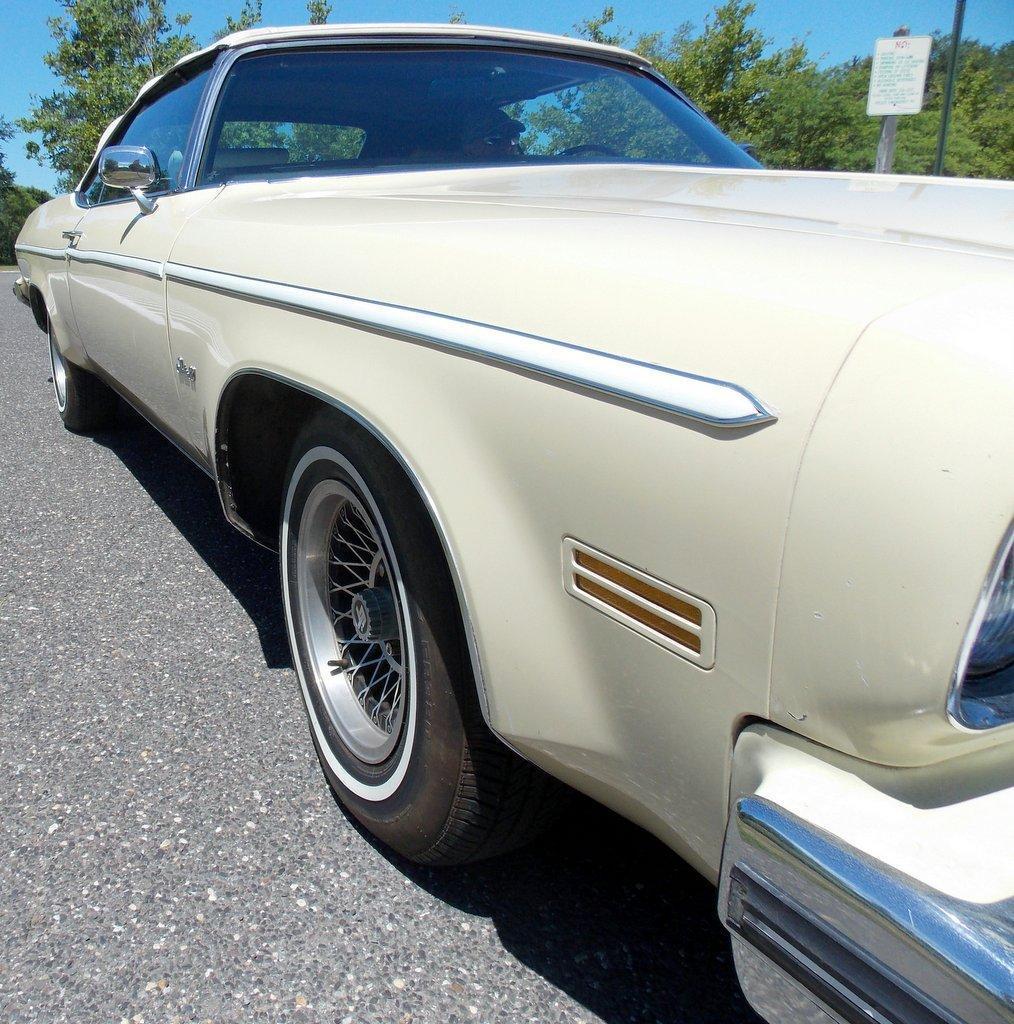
[{"left": 200, "top": 46, "right": 759, "bottom": 183}]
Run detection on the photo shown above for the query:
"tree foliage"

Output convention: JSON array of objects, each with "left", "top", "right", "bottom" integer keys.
[
  {"left": 581, "top": 1, "right": 1011, "bottom": 178},
  {"left": 307, "top": 0, "right": 332, "bottom": 26},
  {"left": 1, "top": 185, "right": 53, "bottom": 264},
  {"left": 0, "top": 118, "right": 15, "bottom": 193},
  {"left": 18, "top": 0, "right": 197, "bottom": 193},
  {"left": 214, "top": 0, "right": 262, "bottom": 41}
]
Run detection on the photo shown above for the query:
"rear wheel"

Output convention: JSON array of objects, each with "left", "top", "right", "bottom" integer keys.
[
  {"left": 49, "top": 324, "right": 117, "bottom": 433},
  {"left": 281, "top": 411, "right": 558, "bottom": 864}
]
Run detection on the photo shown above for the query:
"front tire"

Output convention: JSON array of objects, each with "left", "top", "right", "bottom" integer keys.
[
  {"left": 281, "top": 411, "right": 557, "bottom": 864},
  {"left": 49, "top": 324, "right": 117, "bottom": 433}
]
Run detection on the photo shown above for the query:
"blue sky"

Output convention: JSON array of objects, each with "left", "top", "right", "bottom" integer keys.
[{"left": 2, "top": 0, "right": 1011, "bottom": 192}]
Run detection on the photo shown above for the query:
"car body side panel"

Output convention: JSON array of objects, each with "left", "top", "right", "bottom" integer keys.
[
  {"left": 169, "top": 279, "right": 779, "bottom": 879},
  {"left": 161, "top": 171, "right": 1011, "bottom": 875}
]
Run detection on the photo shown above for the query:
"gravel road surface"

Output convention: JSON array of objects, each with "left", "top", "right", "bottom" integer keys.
[{"left": 0, "top": 272, "right": 759, "bottom": 1024}]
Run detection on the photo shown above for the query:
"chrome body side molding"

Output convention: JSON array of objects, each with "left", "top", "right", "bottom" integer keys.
[
  {"left": 169, "top": 262, "right": 776, "bottom": 428},
  {"left": 68, "top": 248, "right": 165, "bottom": 281},
  {"left": 719, "top": 795, "right": 1014, "bottom": 1024},
  {"left": 15, "top": 243, "right": 67, "bottom": 261},
  {"left": 15, "top": 244, "right": 166, "bottom": 281}
]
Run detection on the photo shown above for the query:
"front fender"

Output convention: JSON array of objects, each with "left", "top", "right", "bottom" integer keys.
[{"left": 771, "top": 277, "right": 1014, "bottom": 766}]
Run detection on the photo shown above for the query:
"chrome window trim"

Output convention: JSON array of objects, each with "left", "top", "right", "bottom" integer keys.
[
  {"left": 947, "top": 521, "right": 1014, "bottom": 732},
  {"left": 167, "top": 261, "right": 776, "bottom": 428},
  {"left": 190, "top": 36, "right": 741, "bottom": 191},
  {"left": 182, "top": 46, "right": 239, "bottom": 192},
  {"left": 72, "top": 33, "right": 745, "bottom": 208}
]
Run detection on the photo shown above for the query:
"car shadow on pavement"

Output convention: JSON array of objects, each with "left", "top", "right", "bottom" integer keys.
[
  {"left": 89, "top": 404, "right": 292, "bottom": 669},
  {"left": 354, "top": 795, "right": 759, "bottom": 1024}
]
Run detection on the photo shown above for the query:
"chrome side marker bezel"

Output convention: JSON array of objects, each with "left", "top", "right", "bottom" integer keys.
[{"left": 563, "top": 537, "right": 717, "bottom": 668}]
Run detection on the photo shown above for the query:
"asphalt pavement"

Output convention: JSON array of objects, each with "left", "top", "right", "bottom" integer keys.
[{"left": 0, "top": 272, "right": 758, "bottom": 1024}]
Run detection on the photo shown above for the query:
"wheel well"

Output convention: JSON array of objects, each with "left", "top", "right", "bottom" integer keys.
[
  {"left": 215, "top": 373, "right": 433, "bottom": 552},
  {"left": 28, "top": 286, "right": 48, "bottom": 333},
  {"left": 215, "top": 374, "right": 323, "bottom": 548},
  {"left": 216, "top": 370, "right": 494, "bottom": 727}
]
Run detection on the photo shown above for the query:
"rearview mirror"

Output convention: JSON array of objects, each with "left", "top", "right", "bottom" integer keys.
[{"left": 99, "top": 145, "right": 160, "bottom": 213}]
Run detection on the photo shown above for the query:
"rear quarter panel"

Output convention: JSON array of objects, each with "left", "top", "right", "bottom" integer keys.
[{"left": 15, "top": 195, "right": 87, "bottom": 360}]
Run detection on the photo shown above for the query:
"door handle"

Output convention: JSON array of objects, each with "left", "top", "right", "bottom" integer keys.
[{"left": 62, "top": 230, "right": 83, "bottom": 247}]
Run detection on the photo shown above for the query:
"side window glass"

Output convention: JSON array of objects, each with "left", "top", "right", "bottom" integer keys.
[{"left": 83, "top": 66, "right": 211, "bottom": 205}]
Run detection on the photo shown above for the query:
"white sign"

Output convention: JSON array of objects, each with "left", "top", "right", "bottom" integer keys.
[{"left": 867, "top": 35, "right": 933, "bottom": 116}]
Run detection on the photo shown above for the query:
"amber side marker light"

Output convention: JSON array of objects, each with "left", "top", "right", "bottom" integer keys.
[{"left": 564, "top": 538, "right": 716, "bottom": 669}]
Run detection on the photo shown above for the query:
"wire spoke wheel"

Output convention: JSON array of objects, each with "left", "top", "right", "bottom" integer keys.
[
  {"left": 282, "top": 426, "right": 559, "bottom": 860},
  {"left": 295, "top": 478, "right": 408, "bottom": 764}
]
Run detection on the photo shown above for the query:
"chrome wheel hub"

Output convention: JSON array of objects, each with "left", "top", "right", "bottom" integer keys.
[
  {"left": 350, "top": 587, "right": 398, "bottom": 642},
  {"left": 295, "top": 479, "right": 408, "bottom": 764}
]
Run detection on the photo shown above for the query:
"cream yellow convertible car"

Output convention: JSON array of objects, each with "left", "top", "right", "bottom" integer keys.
[{"left": 14, "top": 23, "right": 1014, "bottom": 1024}]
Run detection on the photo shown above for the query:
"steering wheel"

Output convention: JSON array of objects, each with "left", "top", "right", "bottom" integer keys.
[{"left": 558, "top": 144, "right": 621, "bottom": 159}]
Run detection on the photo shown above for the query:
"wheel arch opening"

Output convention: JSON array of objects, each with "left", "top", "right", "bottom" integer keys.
[
  {"left": 215, "top": 373, "right": 323, "bottom": 549},
  {"left": 215, "top": 370, "right": 492, "bottom": 722}
]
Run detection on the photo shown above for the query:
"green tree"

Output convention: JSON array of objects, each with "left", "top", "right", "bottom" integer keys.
[
  {"left": 1, "top": 185, "right": 53, "bottom": 264},
  {"left": 795, "top": 36, "right": 1013, "bottom": 177},
  {"left": 215, "top": 0, "right": 262, "bottom": 40},
  {"left": 632, "top": 1, "right": 811, "bottom": 142},
  {"left": 0, "top": 118, "right": 14, "bottom": 192},
  {"left": 575, "top": 7, "right": 628, "bottom": 47},
  {"left": 579, "top": 2, "right": 1011, "bottom": 178},
  {"left": 18, "top": 0, "right": 196, "bottom": 192},
  {"left": 307, "top": 0, "right": 332, "bottom": 25},
  {"left": 448, "top": 6, "right": 466, "bottom": 24}
]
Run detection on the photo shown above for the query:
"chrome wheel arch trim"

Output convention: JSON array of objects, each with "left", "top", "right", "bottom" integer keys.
[
  {"left": 214, "top": 367, "right": 495, "bottom": 727},
  {"left": 171, "top": 262, "right": 776, "bottom": 428}
]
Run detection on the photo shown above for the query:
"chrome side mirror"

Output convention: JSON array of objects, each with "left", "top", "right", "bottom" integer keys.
[{"left": 99, "top": 145, "right": 160, "bottom": 214}]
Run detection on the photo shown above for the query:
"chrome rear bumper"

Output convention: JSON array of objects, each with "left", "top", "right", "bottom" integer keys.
[{"left": 719, "top": 796, "right": 1014, "bottom": 1024}]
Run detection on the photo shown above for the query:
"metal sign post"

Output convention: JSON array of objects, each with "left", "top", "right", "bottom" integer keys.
[
  {"left": 934, "top": 0, "right": 967, "bottom": 175},
  {"left": 868, "top": 28, "right": 933, "bottom": 173}
]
